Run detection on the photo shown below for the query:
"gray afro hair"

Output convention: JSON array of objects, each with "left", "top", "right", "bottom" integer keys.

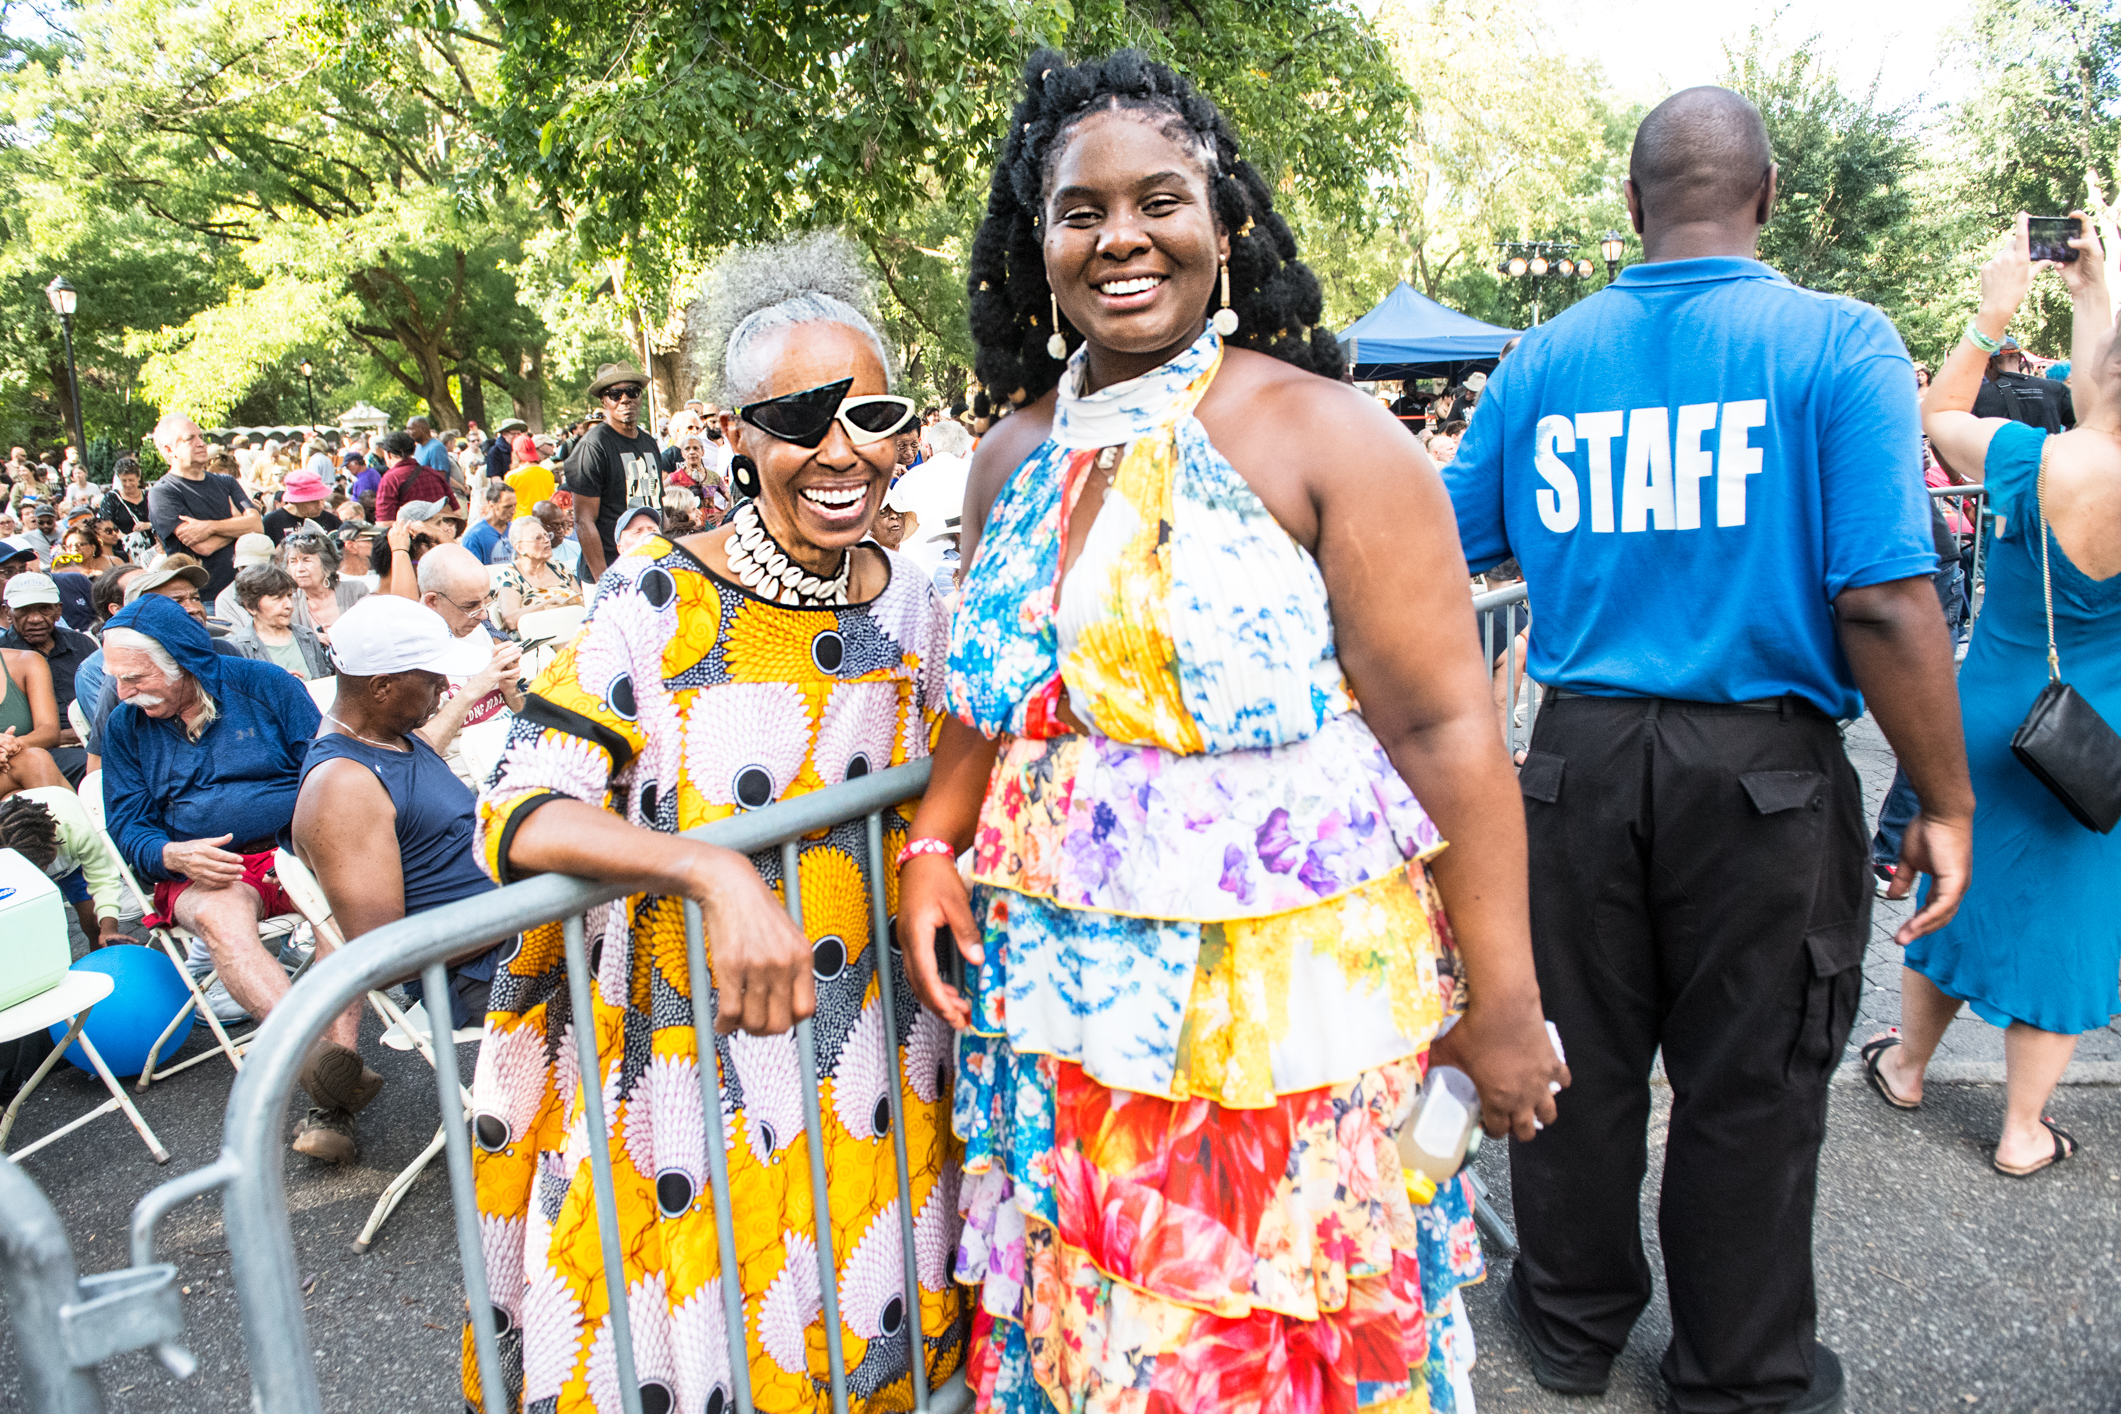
[{"left": 699, "top": 231, "right": 898, "bottom": 405}]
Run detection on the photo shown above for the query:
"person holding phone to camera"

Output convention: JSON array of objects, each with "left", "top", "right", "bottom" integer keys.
[{"left": 1861, "top": 212, "right": 2121, "bottom": 1178}]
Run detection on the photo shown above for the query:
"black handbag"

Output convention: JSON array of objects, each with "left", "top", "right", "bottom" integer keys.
[{"left": 2008, "top": 442, "right": 2121, "bottom": 834}]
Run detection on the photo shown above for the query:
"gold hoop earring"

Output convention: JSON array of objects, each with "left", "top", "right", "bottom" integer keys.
[
  {"left": 1047, "top": 292, "right": 1068, "bottom": 361},
  {"left": 1212, "top": 261, "right": 1240, "bottom": 337}
]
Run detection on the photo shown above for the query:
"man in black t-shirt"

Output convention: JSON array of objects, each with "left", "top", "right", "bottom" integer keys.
[
  {"left": 1971, "top": 337, "right": 2074, "bottom": 432},
  {"left": 564, "top": 362, "right": 662, "bottom": 582},
  {"left": 148, "top": 414, "right": 262, "bottom": 600}
]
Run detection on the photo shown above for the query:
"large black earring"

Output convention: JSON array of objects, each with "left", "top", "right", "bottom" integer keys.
[{"left": 729, "top": 454, "right": 760, "bottom": 499}]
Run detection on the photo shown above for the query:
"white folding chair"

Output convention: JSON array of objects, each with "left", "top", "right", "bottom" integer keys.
[
  {"left": 515, "top": 603, "right": 586, "bottom": 678},
  {"left": 272, "top": 849, "right": 480, "bottom": 1252},
  {"left": 77, "top": 770, "right": 310, "bottom": 1091},
  {"left": 0, "top": 966, "right": 170, "bottom": 1164}
]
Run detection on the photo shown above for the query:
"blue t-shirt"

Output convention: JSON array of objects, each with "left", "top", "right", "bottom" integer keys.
[
  {"left": 460, "top": 518, "right": 504, "bottom": 565},
  {"left": 1446, "top": 257, "right": 1935, "bottom": 718},
  {"left": 415, "top": 437, "right": 453, "bottom": 473}
]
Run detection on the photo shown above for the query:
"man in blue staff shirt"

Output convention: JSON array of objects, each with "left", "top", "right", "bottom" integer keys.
[{"left": 1445, "top": 87, "right": 1974, "bottom": 1414}]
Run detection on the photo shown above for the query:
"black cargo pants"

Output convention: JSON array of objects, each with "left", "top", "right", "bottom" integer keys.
[{"left": 1506, "top": 691, "right": 1871, "bottom": 1413}]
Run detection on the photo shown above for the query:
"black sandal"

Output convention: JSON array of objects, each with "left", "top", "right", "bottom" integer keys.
[
  {"left": 1859, "top": 1033, "right": 1921, "bottom": 1111},
  {"left": 1993, "top": 1117, "right": 2079, "bottom": 1178}
]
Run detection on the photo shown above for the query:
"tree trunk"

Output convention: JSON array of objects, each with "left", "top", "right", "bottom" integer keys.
[
  {"left": 460, "top": 360, "right": 488, "bottom": 430},
  {"left": 414, "top": 339, "right": 466, "bottom": 431},
  {"left": 513, "top": 346, "right": 547, "bottom": 433}
]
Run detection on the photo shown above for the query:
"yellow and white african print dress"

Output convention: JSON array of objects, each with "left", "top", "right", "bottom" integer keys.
[{"left": 467, "top": 534, "right": 966, "bottom": 1413}]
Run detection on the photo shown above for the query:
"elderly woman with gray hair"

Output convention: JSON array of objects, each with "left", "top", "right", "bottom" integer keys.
[{"left": 463, "top": 232, "right": 964, "bottom": 1412}]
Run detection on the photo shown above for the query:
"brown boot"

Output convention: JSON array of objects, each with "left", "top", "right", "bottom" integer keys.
[
  {"left": 290, "top": 1107, "right": 358, "bottom": 1164},
  {"left": 297, "top": 1039, "right": 384, "bottom": 1113}
]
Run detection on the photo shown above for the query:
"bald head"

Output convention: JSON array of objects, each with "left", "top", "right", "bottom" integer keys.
[
  {"left": 1628, "top": 87, "right": 1774, "bottom": 233},
  {"left": 415, "top": 542, "right": 488, "bottom": 598}
]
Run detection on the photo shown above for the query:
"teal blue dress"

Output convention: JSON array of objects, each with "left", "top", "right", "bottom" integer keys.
[{"left": 1906, "top": 421, "right": 2121, "bottom": 1034}]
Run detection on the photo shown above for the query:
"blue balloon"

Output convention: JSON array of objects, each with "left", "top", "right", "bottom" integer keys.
[{"left": 48, "top": 946, "right": 196, "bottom": 1078}]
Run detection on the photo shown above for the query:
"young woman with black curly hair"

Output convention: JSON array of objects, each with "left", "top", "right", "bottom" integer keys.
[{"left": 899, "top": 48, "right": 1567, "bottom": 1414}]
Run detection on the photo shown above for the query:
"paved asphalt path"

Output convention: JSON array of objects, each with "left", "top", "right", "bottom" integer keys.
[{"left": 5, "top": 713, "right": 2117, "bottom": 1412}]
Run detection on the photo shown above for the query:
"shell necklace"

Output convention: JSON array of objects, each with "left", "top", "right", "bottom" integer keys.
[{"left": 723, "top": 500, "right": 851, "bottom": 606}]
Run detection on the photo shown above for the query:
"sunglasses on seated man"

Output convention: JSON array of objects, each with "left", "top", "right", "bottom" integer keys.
[
  {"left": 737, "top": 377, "right": 917, "bottom": 451},
  {"left": 601, "top": 384, "right": 644, "bottom": 403}
]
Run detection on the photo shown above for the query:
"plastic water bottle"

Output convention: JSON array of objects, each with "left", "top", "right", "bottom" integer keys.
[{"left": 1398, "top": 1020, "right": 1566, "bottom": 1204}]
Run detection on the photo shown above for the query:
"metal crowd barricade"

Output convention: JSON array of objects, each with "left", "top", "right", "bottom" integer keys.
[
  {"left": 49, "top": 759, "right": 967, "bottom": 1414},
  {"left": 1476, "top": 579, "right": 1536, "bottom": 759},
  {"left": 1930, "top": 482, "right": 1990, "bottom": 627}
]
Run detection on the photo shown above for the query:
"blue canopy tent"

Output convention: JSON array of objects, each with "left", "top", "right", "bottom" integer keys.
[{"left": 1338, "top": 282, "right": 1522, "bottom": 382}]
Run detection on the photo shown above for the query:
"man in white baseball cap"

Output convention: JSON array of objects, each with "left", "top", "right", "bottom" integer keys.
[
  {"left": 279, "top": 593, "right": 496, "bottom": 1162},
  {"left": 326, "top": 591, "right": 495, "bottom": 682}
]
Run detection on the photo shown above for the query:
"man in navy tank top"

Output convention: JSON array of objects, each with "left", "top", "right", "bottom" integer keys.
[
  {"left": 288, "top": 594, "right": 502, "bottom": 1164},
  {"left": 1445, "top": 88, "right": 1976, "bottom": 1414}
]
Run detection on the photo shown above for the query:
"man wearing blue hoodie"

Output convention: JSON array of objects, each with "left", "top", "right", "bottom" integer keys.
[{"left": 101, "top": 595, "right": 380, "bottom": 1158}]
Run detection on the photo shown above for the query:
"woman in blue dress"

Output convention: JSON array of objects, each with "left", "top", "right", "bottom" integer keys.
[{"left": 1863, "top": 213, "right": 2121, "bottom": 1176}]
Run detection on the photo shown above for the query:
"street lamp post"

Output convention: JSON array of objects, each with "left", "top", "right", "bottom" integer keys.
[
  {"left": 44, "top": 276, "right": 85, "bottom": 468},
  {"left": 299, "top": 359, "right": 319, "bottom": 429},
  {"left": 1600, "top": 230, "right": 1628, "bottom": 280}
]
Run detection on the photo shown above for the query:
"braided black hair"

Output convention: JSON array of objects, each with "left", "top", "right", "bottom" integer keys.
[
  {"left": 967, "top": 49, "right": 1344, "bottom": 407},
  {"left": 0, "top": 795, "right": 58, "bottom": 871}
]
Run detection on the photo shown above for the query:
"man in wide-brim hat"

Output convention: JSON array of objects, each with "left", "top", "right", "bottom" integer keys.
[
  {"left": 584, "top": 362, "right": 650, "bottom": 401},
  {"left": 567, "top": 362, "right": 660, "bottom": 582}
]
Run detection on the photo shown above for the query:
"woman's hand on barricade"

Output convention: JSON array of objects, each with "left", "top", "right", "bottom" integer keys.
[
  {"left": 1429, "top": 994, "right": 1568, "bottom": 1141},
  {"left": 899, "top": 852, "right": 981, "bottom": 1030},
  {"left": 692, "top": 845, "right": 816, "bottom": 1036}
]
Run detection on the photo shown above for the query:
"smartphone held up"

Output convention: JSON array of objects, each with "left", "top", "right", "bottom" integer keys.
[{"left": 2028, "top": 215, "right": 2082, "bottom": 264}]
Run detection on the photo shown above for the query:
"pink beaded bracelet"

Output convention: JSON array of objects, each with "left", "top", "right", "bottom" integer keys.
[{"left": 895, "top": 837, "right": 957, "bottom": 868}]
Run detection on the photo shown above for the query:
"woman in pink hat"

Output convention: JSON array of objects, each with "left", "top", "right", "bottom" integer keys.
[{"left": 263, "top": 466, "right": 340, "bottom": 545}]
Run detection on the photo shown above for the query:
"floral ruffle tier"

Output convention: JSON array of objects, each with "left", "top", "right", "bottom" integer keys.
[{"left": 950, "top": 730, "right": 1485, "bottom": 1414}]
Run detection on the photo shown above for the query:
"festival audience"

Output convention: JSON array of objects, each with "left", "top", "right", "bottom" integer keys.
[
  {"left": 403, "top": 544, "right": 523, "bottom": 785},
  {"left": 228, "top": 564, "right": 330, "bottom": 679},
  {"left": 262, "top": 468, "right": 340, "bottom": 545},
  {"left": 564, "top": 361, "right": 660, "bottom": 582},
  {"left": 502, "top": 434, "right": 556, "bottom": 508},
  {"left": 374, "top": 430, "right": 458, "bottom": 524},
  {"left": 0, "top": 571, "right": 94, "bottom": 781},
  {"left": 98, "top": 594, "right": 368, "bottom": 1159},
  {"left": 489, "top": 516, "right": 580, "bottom": 632},
  {"left": 212, "top": 533, "right": 278, "bottom": 630},
  {"left": 149, "top": 416, "right": 262, "bottom": 602},
  {"left": 0, "top": 787, "right": 129, "bottom": 946},
  {"left": 286, "top": 594, "right": 503, "bottom": 1162},
  {"left": 284, "top": 528, "right": 370, "bottom": 633},
  {"left": 458, "top": 481, "right": 515, "bottom": 565},
  {"left": 0, "top": 584, "right": 62, "bottom": 779}
]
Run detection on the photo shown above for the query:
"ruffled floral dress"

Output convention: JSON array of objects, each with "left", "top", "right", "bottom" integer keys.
[
  {"left": 466, "top": 535, "right": 967, "bottom": 1412},
  {"left": 947, "top": 330, "right": 1484, "bottom": 1414}
]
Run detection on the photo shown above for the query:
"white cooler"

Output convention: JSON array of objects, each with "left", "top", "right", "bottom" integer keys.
[{"left": 0, "top": 847, "right": 69, "bottom": 1012}]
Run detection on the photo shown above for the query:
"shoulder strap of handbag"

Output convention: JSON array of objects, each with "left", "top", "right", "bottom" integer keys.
[{"left": 2037, "top": 436, "right": 2061, "bottom": 684}]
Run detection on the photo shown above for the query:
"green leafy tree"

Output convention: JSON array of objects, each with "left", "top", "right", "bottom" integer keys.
[
  {"left": 3, "top": 0, "right": 559, "bottom": 430},
  {"left": 1933, "top": 0, "right": 2121, "bottom": 359},
  {"left": 1300, "top": 0, "right": 1633, "bottom": 340},
  {"left": 1724, "top": 31, "right": 1924, "bottom": 317},
  {"left": 315, "top": 0, "right": 1413, "bottom": 410}
]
